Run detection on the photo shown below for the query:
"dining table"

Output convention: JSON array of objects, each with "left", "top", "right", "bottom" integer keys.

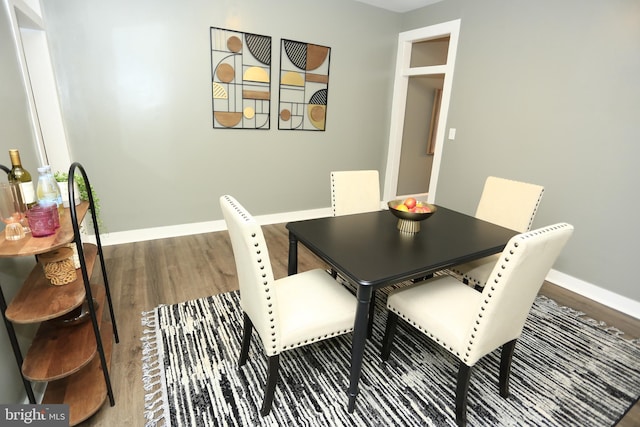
[{"left": 285, "top": 205, "right": 518, "bottom": 413}]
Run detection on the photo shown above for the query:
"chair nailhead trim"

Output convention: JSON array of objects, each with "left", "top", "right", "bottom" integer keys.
[
  {"left": 280, "top": 328, "right": 354, "bottom": 350},
  {"left": 464, "top": 235, "right": 531, "bottom": 363},
  {"left": 330, "top": 173, "right": 337, "bottom": 216},
  {"left": 245, "top": 221, "right": 280, "bottom": 351}
]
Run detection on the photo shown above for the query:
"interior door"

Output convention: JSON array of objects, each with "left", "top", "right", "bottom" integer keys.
[{"left": 383, "top": 20, "right": 461, "bottom": 204}]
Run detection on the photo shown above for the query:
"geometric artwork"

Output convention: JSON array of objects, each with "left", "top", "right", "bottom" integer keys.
[
  {"left": 210, "top": 27, "right": 272, "bottom": 129},
  {"left": 278, "top": 39, "right": 331, "bottom": 131}
]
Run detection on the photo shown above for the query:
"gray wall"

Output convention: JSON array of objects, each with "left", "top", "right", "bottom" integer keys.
[
  {"left": 403, "top": 0, "right": 640, "bottom": 301},
  {"left": 40, "top": 0, "right": 401, "bottom": 231}
]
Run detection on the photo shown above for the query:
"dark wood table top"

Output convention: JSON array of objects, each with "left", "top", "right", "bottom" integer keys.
[{"left": 286, "top": 206, "right": 518, "bottom": 288}]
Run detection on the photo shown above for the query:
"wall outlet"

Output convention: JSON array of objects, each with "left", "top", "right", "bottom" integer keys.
[{"left": 448, "top": 128, "right": 456, "bottom": 140}]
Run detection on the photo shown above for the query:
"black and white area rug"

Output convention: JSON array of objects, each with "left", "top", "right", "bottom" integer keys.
[{"left": 141, "top": 288, "right": 640, "bottom": 426}]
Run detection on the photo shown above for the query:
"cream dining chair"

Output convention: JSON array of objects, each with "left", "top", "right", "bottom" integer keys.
[
  {"left": 450, "top": 176, "right": 544, "bottom": 289},
  {"left": 381, "top": 222, "right": 574, "bottom": 426},
  {"left": 330, "top": 170, "right": 381, "bottom": 216},
  {"left": 219, "top": 195, "right": 357, "bottom": 416}
]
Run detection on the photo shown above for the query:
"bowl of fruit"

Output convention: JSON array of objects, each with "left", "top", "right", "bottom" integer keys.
[{"left": 388, "top": 197, "right": 437, "bottom": 233}]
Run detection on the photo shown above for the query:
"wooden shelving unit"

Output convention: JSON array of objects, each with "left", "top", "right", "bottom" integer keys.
[
  {"left": 0, "top": 163, "right": 118, "bottom": 426},
  {"left": 5, "top": 243, "right": 96, "bottom": 323},
  {"left": 21, "top": 284, "right": 106, "bottom": 381}
]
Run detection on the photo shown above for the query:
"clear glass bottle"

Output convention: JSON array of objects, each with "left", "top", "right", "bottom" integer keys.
[
  {"left": 8, "top": 149, "right": 37, "bottom": 208},
  {"left": 36, "top": 165, "right": 63, "bottom": 215}
]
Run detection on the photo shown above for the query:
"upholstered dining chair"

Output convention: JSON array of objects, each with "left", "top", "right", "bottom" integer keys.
[
  {"left": 219, "top": 195, "right": 357, "bottom": 416},
  {"left": 450, "top": 176, "right": 544, "bottom": 289},
  {"left": 330, "top": 170, "right": 381, "bottom": 216},
  {"left": 381, "top": 222, "right": 573, "bottom": 426}
]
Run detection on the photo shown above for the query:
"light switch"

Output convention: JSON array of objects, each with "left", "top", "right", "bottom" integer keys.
[{"left": 448, "top": 128, "right": 456, "bottom": 140}]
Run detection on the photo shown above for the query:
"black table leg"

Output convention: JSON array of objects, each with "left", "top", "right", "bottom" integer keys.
[
  {"left": 347, "top": 284, "right": 372, "bottom": 413},
  {"left": 288, "top": 231, "right": 298, "bottom": 276},
  {"left": 367, "top": 290, "right": 376, "bottom": 339}
]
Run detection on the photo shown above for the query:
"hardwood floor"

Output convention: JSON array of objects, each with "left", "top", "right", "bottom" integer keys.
[{"left": 80, "top": 224, "right": 639, "bottom": 426}]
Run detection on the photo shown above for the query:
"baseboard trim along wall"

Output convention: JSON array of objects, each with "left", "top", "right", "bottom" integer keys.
[
  {"left": 84, "top": 208, "right": 333, "bottom": 246},
  {"left": 545, "top": 269, "right": 640, "bottom": 321},
  {"left": 84, "top": 207, "right": 640, "bottom": 321}
]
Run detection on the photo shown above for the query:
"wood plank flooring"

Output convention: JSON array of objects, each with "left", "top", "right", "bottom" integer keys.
[{"left": 80, "top": 224, "right": 639, "bottom": 426}]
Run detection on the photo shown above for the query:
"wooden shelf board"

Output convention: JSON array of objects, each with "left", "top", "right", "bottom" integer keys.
[
  {"left": 42, "top": 322, "right": 114, "bottom": 427},
  {"left": 6, "top": 243, "right": 97, "bottom": 324},
  {"left": 22, "top": 284, "right": 106, "bottom": 381},
  {"left": 0, "top": 202, "right": 89, "bottom": 257}
]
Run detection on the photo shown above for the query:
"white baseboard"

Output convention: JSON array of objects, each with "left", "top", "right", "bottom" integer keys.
[
  {"left": 546, "top": 269, "right": 640, "bottom": 320},
  {"left": 84, "top": 207, "right": 639, "bottom": 321},
  {"left": 84, "top": 207, "right": 333, "bottom": 247}
]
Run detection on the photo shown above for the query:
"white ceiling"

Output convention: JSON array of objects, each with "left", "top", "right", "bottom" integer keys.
[{"left": 352, "top": 0, "right": 442, "bottom": 13}]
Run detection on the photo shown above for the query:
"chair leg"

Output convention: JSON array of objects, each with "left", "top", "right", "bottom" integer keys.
[
  {"left": 260, "top": 355, "right": 280, "bottom": 416},
  {"left": 456, "top": 362, "right": 472, "bottom": 427},
  {"left": 499, "top": 339, "right": 517, "bottom": 398},
  {"left": 239, "top": 313, "right": 253, "bottom": 367},
  {"left": 381, "top": 311, "right": 399, "bottom": 361}
]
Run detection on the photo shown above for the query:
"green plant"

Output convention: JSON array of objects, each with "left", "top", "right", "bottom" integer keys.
[{"left": 54, "top": 171, "right": 103, "bottom": 230}]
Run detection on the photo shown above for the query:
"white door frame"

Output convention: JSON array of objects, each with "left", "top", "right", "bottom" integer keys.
[
  {"left": 383, "top": 19, "right": 461, "bottom": 204},
  {"left": 6, "top": 0, "right": 72, "bottom": 172}
]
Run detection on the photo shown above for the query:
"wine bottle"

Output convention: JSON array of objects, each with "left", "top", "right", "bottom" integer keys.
[{"left": 8, "top": 149, "right": 37, "bottom": 208}]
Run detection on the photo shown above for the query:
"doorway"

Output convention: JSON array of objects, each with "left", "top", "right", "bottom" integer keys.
[
  {"left": 7, "top": 0, "right": 72, "bottom": 172},
  {"left": 397, "top": 73, "right": 444, "bottom": 195},
  {"left": 383, "top": 20, "right": 461, "bottom": 203}
]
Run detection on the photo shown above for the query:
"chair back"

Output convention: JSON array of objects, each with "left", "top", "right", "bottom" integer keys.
[
  {"left": 220, "top": 195, "right": 280, "bottom": 352},
  {"left": 463, "top": 223, "right": 573, "bottom": 365},
  {"left": 330, "top": 170, "right": 380, "bottom": 216},
  {"left": 475, "top": 176, "right": 544, "bottom": 232}
]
